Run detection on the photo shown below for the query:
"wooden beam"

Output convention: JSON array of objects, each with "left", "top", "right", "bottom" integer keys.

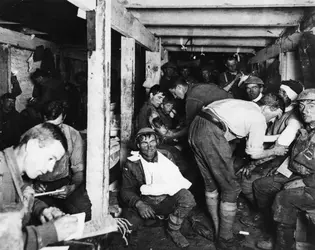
[
  {"left": 129, "top": 8, "right": 304, "bottom": 27},
  {"left": 111, "top": 0, "right": 158, "bottom": 51},
  {"left": 0, "top": 27, "right": 56, "bottom": 51},
  {"left": 162, "top": 37, "right": 273, "bottom": 47},
  {"left": 67, "top": 0, "right": 96, "bottom": 11},
  {"left": 86, "top": 0, "right": 111, "bottom": 219},
  {"left": 120, "top": 37, "right": 135, "bottom": 167},
  {"left": 249, "top": 32, "right": 302, "bottom": 63},
  {"left": 123, "top": 0, "right": 315, "bottom": 8},
  {"left": 0, "top": 46, "right": 10, "bottom": 96},
  {"left": 164, "top": 46, "right": 256, "bottom": 53},
  {"left": 148, "top": 27, "right": 284, "bottom": 38}
]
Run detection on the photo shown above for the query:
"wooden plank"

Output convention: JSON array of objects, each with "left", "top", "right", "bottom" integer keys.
[
  {"left": 120, "top": 37, "right": 135, "bottom": 167},
  {"left": 0, "top": 27, "right": 56, "bottom": 51},
  {"left": 144, "top": 51, "right": 161, "bottom": 90},
  {"left": 123, "top": 0, "right": 315, "bottom": 8},
  {"left": 249, "top": 32, "right": 302, "bottom": 63},
  {"left": 111, "top": 0, "right": 158, "bottom": 51},
  {"left": 148, "top": 27, "right": 284, "bottom": 38},
  {"left": 0, "top": 46, "right": 10, "bottom": 96},
  {"left": 129, "top": 8, "right": 304, "bottom": 26},
  {"left": 162, "top": 37, "right": 273, "bottom": 47},
  {"left": 67, "top": 0, "right": 96, "bottom": 11},
  {"left": 86, "top": 0, "right": 111, "bottom": 219},
  {"left": 164, "top": 46, "right": 256, "bottom": 53}
]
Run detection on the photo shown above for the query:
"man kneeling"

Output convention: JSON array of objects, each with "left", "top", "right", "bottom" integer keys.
[{"left": 121, "top": 128, "right": 196, "bottom": 248}]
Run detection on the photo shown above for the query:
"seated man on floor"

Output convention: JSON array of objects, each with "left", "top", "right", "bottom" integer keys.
[
  {"left": 0, "top": 123, "right": 78, "bottom": 250},
  {"left": 253, "top": 89, "right": 315, "bottom": 250},
  {"left": 238, "top": 80, "right": 304, "bottom": 226},
  {"left": 120, "top": 128, "right": 196, "bottom": 248},
  {"left": 34, "top": 100, "right": 91, "bottom": 221}
]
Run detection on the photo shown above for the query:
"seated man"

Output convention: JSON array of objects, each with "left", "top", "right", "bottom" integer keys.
[
  {"left": 0, "top": 93, "right": 23, "bottom": 150},
  {"left": 34, "top": 100, "right": 91, "bottom": 221},
  {"left": 157, "top": 92, "right": 177, "bottom": 130},
  {"left": 253, "top": 89, "right": 315, "bottom": 250},
  {"left": 239, "top": 80, "right": 304, "bottom": 219},
  {"left": 121, "top": 128, "right": 196, "bottom": 248},
  {"left": 0, "top": 123, "right": 78, "bottom": 249}
]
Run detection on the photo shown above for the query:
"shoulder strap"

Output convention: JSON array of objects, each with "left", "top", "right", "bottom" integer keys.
[{"left": 3, "top": 148, "right": 24, "bottom": 203}]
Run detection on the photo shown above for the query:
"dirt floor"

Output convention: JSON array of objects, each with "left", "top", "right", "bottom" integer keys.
[{"left": 107, "top": 197, "right": 268, "bottom": 250}]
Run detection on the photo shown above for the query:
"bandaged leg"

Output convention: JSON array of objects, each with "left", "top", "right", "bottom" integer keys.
[
  {"left": 219, "top": 202, "right": 237, "bottom": 240},
  {"left": 205, "top": 190, "right": 219, "bottom": 237}
]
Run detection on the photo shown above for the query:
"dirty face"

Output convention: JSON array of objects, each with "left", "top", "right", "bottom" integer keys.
[
  {"left": 202, "top": 70, "right": 211, "bottom": 82},
  {"left": 226, "top": 59, "right": 237, "bottom": 73},
  {"left": 180, "top": 68, "right": 190, "bottom": 79},
  {"left": 150, "top": 92, "right": 164, "bottom": 108},
  {"left": 2, "top": 98, "right": 15, "bottom": 113},
  {"left": 170, "top": 85, "right": 186, "bottom": 99},
  {"left": 162, "top": 103, "right": 174, "bottom": 115},
  {"left": 278, "top": 88, "right": 291, "bottom": 107},
  {"left": 246, "top": 83, "right": 262, "bottom": 101},
  {"left": 138, "top": 134, "right": 157, "bottom": 160},
  {"left": 299, "top": 100, "right": 315, "bottom": 124},
  {"left": 24, "top": 139, "right": 65, "bottom": 179}
]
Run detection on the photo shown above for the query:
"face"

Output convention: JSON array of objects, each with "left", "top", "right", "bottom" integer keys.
[
  {"left": 180, "top": 68, "right": 190, "bottom": 78},
  {"left": 246, "top": 84, "right": 262, "bottom": 101},
  {"left": 278, "top": 88, "right": 291, "bottom": 107},
  {"left": 202, "top": 70, "right": 211, "bottom": 82},
  {"left": 170, "top": 85, "right": 186, "bottom": 99},
  {"left": 2, "top": 98, "right": 15, "bottom": 113},
  {"left": 262, "top": 106, "right": 283, "bottom": 122},
  {"left": 157, "top": 125, "right": 168, "bottom": 135},
  {"left": 299, "top": 100, "right": 315, "bottom": 124},
  {"left": 138, "top": 134, "right": 157, "bottom": 160},
  {"left": 24, "top": 139, "right": 65, "bottom": 179},
  {"left": 165, "top": 67, "right": 175, "bottom": 77},
  {"left": 150, "top": 92, "right": 164, "bottom": 108},
  {"left": 226, "top": 59, "right": 237, "bottom": 73},
  {"left": 162, "top": 103, "right": 174, "bottom": 114}
]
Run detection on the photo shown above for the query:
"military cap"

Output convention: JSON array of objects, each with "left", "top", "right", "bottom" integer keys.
[
  {"left": 243, "top": 76, "right": 264, "bottom": 86},
  {"left": 297, "top": 88, "right": 315, "bottom": 101}
]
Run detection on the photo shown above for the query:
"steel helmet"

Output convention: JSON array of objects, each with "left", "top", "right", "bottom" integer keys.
[{"left": 297, "top": 89, "right": 315, "bottom": 101}]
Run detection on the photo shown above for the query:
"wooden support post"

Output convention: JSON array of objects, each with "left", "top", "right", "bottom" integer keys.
[
  {"left": 0, "top": 45, "right": 11, "bottom": 96},
  {"left": 86, "top": 0, "right": 111, "bottom": 219},
  {"left": 120, "top": 37, "right": 136, "bottom": 167}
]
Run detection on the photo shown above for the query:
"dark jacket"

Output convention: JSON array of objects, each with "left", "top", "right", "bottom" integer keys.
[{"left": 121, "top": 150, "right": 175, "bottom": 208}]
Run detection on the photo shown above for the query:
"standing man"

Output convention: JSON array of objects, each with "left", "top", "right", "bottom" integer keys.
[
  {"left": 160, "top": 62, "right": 177, "bottom": 92},
  {"left": 0, "top": 93, "right": 22, "bottom": 150},
  {"left": 178, "top": 65, "right": 197, "bottom": 85},
  {"left": 219, "top": 56, "right": 247, "bottom": 99},
  {"left": 188, "top": 94, "right": 286, "bottom": 250},
  {"left": 243, "top": 76, "right": 264, "bottom": 102},
  {"left": 167, "top": 78, "right": 232, "bottom": 139},
  {"left": 121, "top": 128, "right": 195, "bottom": 248},
  {"left": 0, "top": 123, "right": 78, "bottom": 250}
]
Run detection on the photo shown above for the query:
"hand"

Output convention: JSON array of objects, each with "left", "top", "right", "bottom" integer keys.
[
  {"left": 284, "top": 179, "right": 305, "bottom": 190},
  {"left": 266, "top": 167, "right": 278, "bottom": 176},
  {"left": 52, "top": 185, "right": 76, "bottom": 199},
  {"left": 135, "top": 200, "right": 155, "bottom": 219},
  {"left": 236, "top": 164, "right": 256, "bottom": 179},
  {"left": 22, "top": 186, "right": 35, "bottom": 213},
  {"left": 34, "top": 183, "right": 47, "bottom": 193},
  {"left": 273, "top": 145, "right": 289, "bottom": 156},
  {"left": 53, "top": 215, "right": 78, "bottom": 241},
  {"left": 39, "top": 207, "right": 65, "bottom": 224}
]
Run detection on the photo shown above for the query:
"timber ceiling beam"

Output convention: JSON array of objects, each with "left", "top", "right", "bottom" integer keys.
[
  {"left": 149, "top": 27, "right": 284, "bottom": 38},
  {"left": 67, "top": 0, "right": 159, "bottom": 51},
  {"left": 162, "top": 37, "right": 273, "bottom": 47},
  {"left": 122, "top": 0, "right": 315, "bottom": 8},
  {"left": 129, "top": 8, "right": 305, "bottom": 27},
  {"left": 249, "top": 32, "right": 302, "bottom": 63},
  {"left": 164, "top": 46, "right": 256, "bottom": 54}
]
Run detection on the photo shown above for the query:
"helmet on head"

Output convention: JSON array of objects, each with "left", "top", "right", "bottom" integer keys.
[
  {"left": 135, "top": 127, "right": 158, "bottom": 146},
  {"left": 244, "top": 76, "right": 264, "bottom": 86},
  {"left": 297, "top": 89, "right": 315, "bottom": 101}
]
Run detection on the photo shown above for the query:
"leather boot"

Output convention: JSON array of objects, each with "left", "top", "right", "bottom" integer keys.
[
  {"left": 275, "top": 223, "right": 295, "bottom": 250},
  {"left": 167, "top": 214, "right": 189, "bottom": 248},
  {"left": 205, "top": 190, "right": 219, "bottom": 237}
]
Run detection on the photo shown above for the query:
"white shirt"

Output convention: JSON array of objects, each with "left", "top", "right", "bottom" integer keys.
[{"left": 204, "top": 99, "right": 266, "bottom": 157}]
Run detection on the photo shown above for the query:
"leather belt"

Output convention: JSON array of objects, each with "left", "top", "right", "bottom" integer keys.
[{"left": 198, "top": 110, "right": 226, "bottom": 132}]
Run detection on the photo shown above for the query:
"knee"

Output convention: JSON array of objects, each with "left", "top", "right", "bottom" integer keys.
[
  {"left": 221, "top": 190, "right": 240, "bottom": 203},
  {"left": 253, "top": 177, "right": 267, "bottom": 194},
  {"left": 272, "top": 191, "right": 296, "bottom": 225},
  {"left": 175, "top": 189, "right": 196, "bottom": 208},
  {"left": 241, "top": 178, "right": 255, "bottom": 194}
]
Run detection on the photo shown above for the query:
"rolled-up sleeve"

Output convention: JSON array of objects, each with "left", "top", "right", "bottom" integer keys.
[
  {"left": 245, "top": 116, "right": 266, "bottom": 158},
  {"left": 276, "top": 118, "right": 301, "bottom": 146}
]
